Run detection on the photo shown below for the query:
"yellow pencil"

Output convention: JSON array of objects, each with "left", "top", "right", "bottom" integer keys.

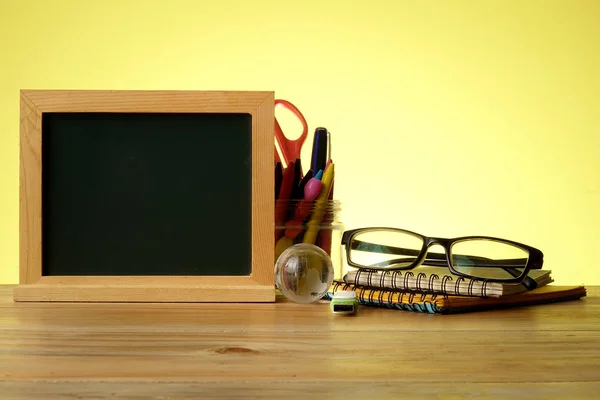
[{"left": 302, "top": 162, "right": 335, "bottom": 244}]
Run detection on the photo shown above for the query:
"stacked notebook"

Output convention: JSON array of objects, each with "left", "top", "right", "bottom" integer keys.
[{"left": 325, "top": 267, "right": 586, "bottom": 314}]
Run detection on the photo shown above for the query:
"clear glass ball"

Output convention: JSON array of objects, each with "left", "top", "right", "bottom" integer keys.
[{"left": 275, "top": 243, "right": 334, "bottom": 304}]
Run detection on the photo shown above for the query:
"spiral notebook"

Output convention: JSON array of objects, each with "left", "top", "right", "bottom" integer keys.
[
  {"left": 325, "top": 281, "right": 586, "bottom": 314},
  {"left": 343, "top": 267, "right": 553, "bottom": 298}
]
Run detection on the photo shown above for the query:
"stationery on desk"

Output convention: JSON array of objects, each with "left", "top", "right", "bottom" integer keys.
[
  {"left": 275, "top": 161, "right": 283, "bottom": 199},
  {"left": 343, "top": 267, "right": 554, "bottom": 297},
  {"left": 325, "top": 264, "right": 586, "bottom": 314},
  {"left": 310, "top": 127, "right": 329, "bottom": 173},
  {"left": 274, "top": 159, "right": 296, "bottom": 242},
  {"left": 325, "top": 280, "right": 587, "bottom": 314},
  {"left": 272, "top": 98, "right": 587, "bottom": 316},
  {"left": 274, "top": 99, "right": 308, "bottom": 170},
  {"left": 303, "top": 161, "right": 334, "bottom": 244},
  {"left": 282, "top": 170, "right": 321, "bottom": 241},
  {"left": 273, "top": 100, "right": 335, "bottom": 259}
]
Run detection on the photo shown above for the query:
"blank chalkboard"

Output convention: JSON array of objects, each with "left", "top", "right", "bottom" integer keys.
[
  {"left": 16, "top": 90, "right": 274, "bottom": 303},
  {"left": 41, "top": 112, "right": 253, "bottom": 276}
]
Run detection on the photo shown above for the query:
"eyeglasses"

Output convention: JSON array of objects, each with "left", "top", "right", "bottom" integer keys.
[{"left": 341, "top": 227, "right": 544, "bottom": 290}]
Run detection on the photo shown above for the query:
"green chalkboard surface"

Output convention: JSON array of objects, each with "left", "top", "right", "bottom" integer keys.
[{"left": 41, "top": 112, "right": 253, "bottom": 276}]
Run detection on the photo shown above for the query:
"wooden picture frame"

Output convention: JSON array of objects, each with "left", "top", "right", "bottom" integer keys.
[{"left": 15, "top": 90, "right": 275, "bottom": 302}]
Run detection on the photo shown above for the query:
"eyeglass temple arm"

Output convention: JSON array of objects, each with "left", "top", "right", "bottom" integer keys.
[{"left": 503, "top": 267, "right": 538, "bottom": 290}]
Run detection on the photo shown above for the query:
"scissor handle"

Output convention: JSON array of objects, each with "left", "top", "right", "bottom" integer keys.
[{"left": 274, "top": 99, "right": 309, "bottom": 164}]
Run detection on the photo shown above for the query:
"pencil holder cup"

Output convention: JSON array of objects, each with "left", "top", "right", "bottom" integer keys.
[{"left": 275, "top": 199, "right": 345, "bottom": 280}]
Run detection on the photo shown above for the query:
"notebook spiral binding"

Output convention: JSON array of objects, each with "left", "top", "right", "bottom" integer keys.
[
  {"left": 350, "top": 268, "right": 490, "bottom": 297},
  {"left": 327, "top": 280, "right": 449, "bottom": 314},
  {"left": 441, "top": 274, "right": 453, "bottom": 293}
]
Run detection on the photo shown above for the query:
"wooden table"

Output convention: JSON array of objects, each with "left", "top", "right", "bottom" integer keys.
[{"left": 1, "top": 285, "right": 599, "bottom": 399}]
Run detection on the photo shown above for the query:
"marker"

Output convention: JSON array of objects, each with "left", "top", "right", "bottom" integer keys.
[
  {"left": 291, "top": 158, "right": 302, "bottom": 196},
  {"left": 302, "top": 162, "right": 334, "bottom": 244},
  {"left": 296, "top": 169, "right": 314, "bottom": 197},
  {"left": 303, "top": 169, "right": 323, "bottom": 201},
  {"left": 283, "top": 170, "right": 322, "bottom": 240}
]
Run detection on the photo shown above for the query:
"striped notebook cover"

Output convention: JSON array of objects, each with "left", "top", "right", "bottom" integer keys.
[
  {"left": 325, "top": 281, "right": 586, "bottom": 314},
  {"left": 343, "top": 267, "right": 553, "bottom": 297}
]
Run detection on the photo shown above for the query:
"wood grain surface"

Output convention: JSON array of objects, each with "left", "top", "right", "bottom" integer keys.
[{"left": 1, "top": 285, "right": 599, "bottom": 399}]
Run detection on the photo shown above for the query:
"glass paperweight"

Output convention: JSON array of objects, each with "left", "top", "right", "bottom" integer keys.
[{"left": 275, "top": 243, "right": 334, "bottom": 304}]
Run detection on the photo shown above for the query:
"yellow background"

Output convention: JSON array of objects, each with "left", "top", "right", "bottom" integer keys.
[{"left": 1, "top": 0, "right": 598, "bottom": 285}]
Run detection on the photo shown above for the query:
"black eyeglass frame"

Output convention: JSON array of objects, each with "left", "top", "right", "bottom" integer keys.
[{"left": 341, "top": 227, "right": 544, "bottom": 290}]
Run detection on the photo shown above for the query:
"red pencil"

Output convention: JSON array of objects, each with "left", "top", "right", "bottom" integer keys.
[{"left": 275, "top": 160, "right": 295, "bottom": 242}]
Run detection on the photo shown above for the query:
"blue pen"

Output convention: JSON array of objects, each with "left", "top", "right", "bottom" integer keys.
[{"left": 310, "top": 127, "right": 329, "bottom": 173}]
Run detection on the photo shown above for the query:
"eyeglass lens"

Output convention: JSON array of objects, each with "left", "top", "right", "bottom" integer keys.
[
  {"left": 450, "top": 239, "right": 529, "bottom": 280},
  {"left": 348, "top": 229, "right": 424, "bottom": 269}
]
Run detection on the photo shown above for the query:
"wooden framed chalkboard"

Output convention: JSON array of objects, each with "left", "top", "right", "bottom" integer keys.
[{"left": 15, "top": 90, "right": 275, "bottom": 302}]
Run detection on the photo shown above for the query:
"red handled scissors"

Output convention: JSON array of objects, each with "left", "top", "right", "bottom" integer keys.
[{"left": 274, "top": 99, "right": 308, "bottom": 169}]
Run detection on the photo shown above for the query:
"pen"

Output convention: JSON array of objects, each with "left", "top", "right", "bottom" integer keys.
[
  {"left": 289, "top": 158, "right": 303, "bottom": 200},
  {"left": 297, "top": 169, "right": 314, "bottom": 197},
  {"left": 274, "top": 160, "right": 302, "bottom": 259},
  {"left": 275, "top": 161, "right": 283, "bottom": 200},
  {"left": 317, "top": 131, "right": 333, "bottom": 251},
  {"left": 275, "top": 160, "right": 295, "bottom": 242},
  {"left": 303, "top": 169, "right": 323, "bottom": 201},
  {"left": 310, "top": 127, "right": 328, "bottom": 173},
  {"left": 303, "top": 161, "right": 335, "bottom": 245},
  {"left": 318, "top": 174, "right": 335, "bottom": 254}
]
